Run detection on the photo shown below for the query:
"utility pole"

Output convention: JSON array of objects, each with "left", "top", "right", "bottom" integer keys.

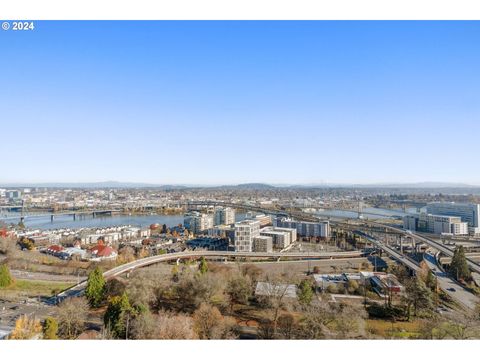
[
  {"left": 363, "top": 277, "right": 367, "bottom": 308},
  {"left": 307, "top": 250, "right": 311, "bottom": 275}
]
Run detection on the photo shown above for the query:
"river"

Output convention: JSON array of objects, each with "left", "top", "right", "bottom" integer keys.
[{"left": 0, "top": 207, "right": 416, "bottom": 230}]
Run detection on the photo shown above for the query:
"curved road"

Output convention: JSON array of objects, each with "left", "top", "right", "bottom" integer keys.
[
  {"left": 423, "top": 252, "right": 479, "bottom": 310},
  {"left": 53, "top": 249, "right": 363, "bottom": 302},
  {"left": 371, "top": 221, "right": 480, "bottom": 274}
]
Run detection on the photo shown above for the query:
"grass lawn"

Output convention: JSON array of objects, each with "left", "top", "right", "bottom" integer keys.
[
  {"left": 0, "top": 279, "right": 75, "bottom": 298},
  {"left": 366, "top": 318, "right": 422, "bottom": 339}
]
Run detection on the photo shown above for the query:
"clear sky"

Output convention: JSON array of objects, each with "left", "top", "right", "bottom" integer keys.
[{"left": 1, "top": 21, "right": 479, "bottom": 185}]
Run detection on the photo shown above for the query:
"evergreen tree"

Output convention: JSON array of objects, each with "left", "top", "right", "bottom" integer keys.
[
  {"left": 42, "top": 317, "right": 59, "bottom": 340},
  {"left": 85, "top": 267, "right": 106, "bottom": 307},
  {"left": 297, "top": 279, "right": 314, "bottom": 305},
  {"left": 449, "top": 246, "right": 471, "bottom": 281},
  {"left": 199, "top": 257, "right": 208, "bottom": 274},
  {"left": 104, "top": 292, "right": 134, "bottom": 339},
  {"left": 403, "top": 278, "right": 433, "bottom": 318},
  {"left": 425, "top": 270, "right": 436, "bottom": 291},
  {"left": 0, "top": 264, "right": 13, "bottom": 288}
]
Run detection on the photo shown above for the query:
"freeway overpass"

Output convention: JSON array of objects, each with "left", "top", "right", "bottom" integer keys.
[
  {"left": 367, "top": 221, "right": 480, "bottom": 275},
  {"left": 353, "top": 230, "right": 421, "bottom": 272},
  {"left": 354, "top": 230, "right": 479, "bottom": 310},
  {"left": 52, "top": 249, "right": 363, "bottom": 302},
  {"left": 181, "top": 201, "right": 403, "bottom": 221}
]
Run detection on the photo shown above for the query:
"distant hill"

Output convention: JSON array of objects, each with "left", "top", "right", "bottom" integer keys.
[
  {"left": 0, "top": 181, "right": 188, "bottom": 189},
  {"left": 0, "top": 181, "right": 477, "bottom": 190},
  {"left": 232, "top": 183, "right": 277, "bottom": 190}
]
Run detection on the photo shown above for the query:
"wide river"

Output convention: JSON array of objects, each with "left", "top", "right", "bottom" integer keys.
[
  {"left": 0, "top": 213, "right": 251, "bottom": 230},
  {"left": 0, "top": 207, "right": 416, "bottom": 230}
]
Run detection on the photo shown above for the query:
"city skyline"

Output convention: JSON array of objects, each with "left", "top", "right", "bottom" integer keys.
[{"left": 2, "top": 21, "right": 480, "bottom": 184}]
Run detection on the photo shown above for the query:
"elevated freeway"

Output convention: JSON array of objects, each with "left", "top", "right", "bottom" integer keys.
[
  {"left": 366, "top": 221, "right": 480, "bottom": 275},
  {"left": 52, "top": 249, "right": 363, "bottom": 303},
  {"left": 353, "top": 230, "right": 421, "bottom": 272},
  {"left": 354, "top": 230, "right": 479, "bottom": 310}
]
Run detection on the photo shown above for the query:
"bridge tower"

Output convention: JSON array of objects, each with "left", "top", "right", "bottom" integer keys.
[{"left": 357, "top": 201, "right": 364, "bottom": 219}]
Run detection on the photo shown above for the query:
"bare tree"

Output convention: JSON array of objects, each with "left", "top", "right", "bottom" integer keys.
[
  {"left": 57, "top": 297, "right": 89, "bottom": 339},
  {"left": 155, "top": 311, "right": 197, "bottom": 339},
  {"left": 225, "top": 273, "right": 252, "bottom": 313},
  {"left": 257, "top": 271, "right": 299, "bottom": 336},
  {"left": 443, "top": 313, "right": 480, "bottom": 339},
  {"left": 332, "top": 303, "right": 367, "bottom": 339},
  {"left": 297, "top": 303, "right": 334, "bottom": 339},
  {"left": 126, "top": 268, "right": 166, "bottom": 308},
  {"left": 193, "top": 303, "right": 236, "bottom": 339},
  {"left": 130, "top": 310, "right": 157, "bottom": 339},
  {"left": 277, "top": 313, "right": 297, "bottom": 339}
]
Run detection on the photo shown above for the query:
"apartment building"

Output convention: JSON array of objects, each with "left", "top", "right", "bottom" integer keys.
[
  {"left": 184, "top": 211, "right": 214, "bottom": 234},
  {"left": 260, "top": 226, "right": 297, "bottom": 250},
  {"left": 273, "top": 217, "right": 330, "bottom": 238},
  {"left": 253, "top": 235, "right": 273, "bottom": 253},
  {"left": 214, "top": 207, "right": 236, "bottom": 226},
  {"left": 234, "top": 219, "right": 260, "bottom": 252}
]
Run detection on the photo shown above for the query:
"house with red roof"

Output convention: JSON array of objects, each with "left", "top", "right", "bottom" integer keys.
[
  {"left": 88, "top": 243, "right": 117, "bottom": 262},
  {"left": 46, "top": 244, "right": 64, "bottom": 256}
]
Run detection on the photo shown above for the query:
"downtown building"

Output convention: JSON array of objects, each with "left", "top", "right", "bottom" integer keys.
[
  {"left": 403, "top": 213, "right": 469, "bottom": 235},
  {"left": 234, "top": 220, "right": 260, "bottom": 252},
  {"left": 234, "top": 220, "right": 298, "bottom": 253},
  {"left": 252, "top": 235, "right": 273, "bottom": 253},
  {"left": 426, "top": 202, "right": 480, "bottom": 233},
  {"left": 260, "top": 226, "right": 297, "bottom": 250},
  {"left": 234, "top": 219, "right": 261, "bottom": 252},
  {"left": 273, "top": 217, "right": 330, "bottom": 238},
  {"left": 184, "top": 211, "right": 214, "bottom": 234},
  {"left": 214, "top": 206, "right": 236, "bottom": 226}
]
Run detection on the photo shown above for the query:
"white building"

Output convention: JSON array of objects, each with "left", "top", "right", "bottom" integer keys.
[
  {"left": 234, "top": 219, "right": 260, "bottom": 252},
  {"left": 184, "top": 211, "right": 214, "bottom": 234},
  {"left": 259, "top": 226, "right": 297, "bottom": 250},
  {"left": 404, "top": 213, "right": 469, "bottom": 235},
  {"left": 214, "top": 207, "right": 236, "bottom": 226},
  {"left": 274, "top": 217, "right": 329, "bottom": 238},
  {"left": 426, "top": 202, "right": 480, "bottom": 228}
]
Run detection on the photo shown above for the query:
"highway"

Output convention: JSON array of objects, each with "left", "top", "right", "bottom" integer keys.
[
  {"left": 53, "top": 249, "right": 363, "bottom": 302},
  {"left": 423, "top": 252, "right": 479, "bottom": 310},
  {"left": 371, "top": 222, "right": 480, "bottom": 274},
  {"left": 354, "top": 231, "right": 421, "bottom": 272},
  {"left": 355, "top": 229, "right": 479, "bottom": 310}
]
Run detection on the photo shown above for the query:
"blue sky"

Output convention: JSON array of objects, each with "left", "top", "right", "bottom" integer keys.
[{"left": 1, "top": 21, "right": 479, "bottom": 185}]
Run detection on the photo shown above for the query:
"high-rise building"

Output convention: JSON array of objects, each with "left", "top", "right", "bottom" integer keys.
[
  {"left": 426, "top": 202, "right": 480, "bottom": 228},
  {"left": 5, "top": 190, "right": 21, "bottom": 200},
  {"left": 184, "top": 211, "right": 214, "bottom": 234},
  {"left": 214, "top": 207, "right": 236, "bottom": 226},
  {"left": 234, "top": 219, "right": 260, "bottom": 252}
]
